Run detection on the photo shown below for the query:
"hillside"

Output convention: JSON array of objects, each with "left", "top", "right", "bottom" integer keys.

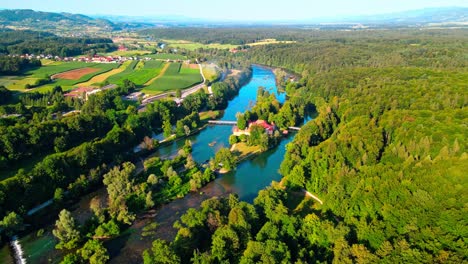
[{"left": 0, "top": 9, "right": 115, "bottom": 35}]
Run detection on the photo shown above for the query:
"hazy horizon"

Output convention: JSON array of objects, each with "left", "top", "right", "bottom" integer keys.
[{"left": 0, "top": 0, "right": 467, "bottom": 21}]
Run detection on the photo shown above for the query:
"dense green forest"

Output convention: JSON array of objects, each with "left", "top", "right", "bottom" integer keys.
[
  {"left": 141, "top": 30, "right": 467, "bottom": 263},
  {"left": 0, "top": 30, "right": 116, "bottom": 57},
  {"left": 139, "top": 27, "right": 305, "bottom": 45}
]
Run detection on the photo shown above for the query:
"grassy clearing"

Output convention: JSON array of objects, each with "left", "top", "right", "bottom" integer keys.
[
  {"left": 230, "top": 142, "right": 262, "bottom": 161},
  {"left": 164, "top": 39, "right": 237, "bottom": 51},
  {"left": 202, "top": 63, "right": 221, "bottom": 82},
  {"left": 247, "top": 38, "right": 296, "bottom": 46},
  {"left": 143, "top": 63, "right": 202, "bottom": 92},
  {"left": 199, "top": 110, "right": 221, "bottom": 121},
  {"left": 0, "top": 76, "right": 39, "bottom": 91}
]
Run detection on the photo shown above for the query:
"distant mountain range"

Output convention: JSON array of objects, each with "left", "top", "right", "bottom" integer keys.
[
  {"left": 0, "top": 7, "right": 466, "bottom": 32},
  {"left": 332, "top": 7, "right": 468, "bottom": 24}
]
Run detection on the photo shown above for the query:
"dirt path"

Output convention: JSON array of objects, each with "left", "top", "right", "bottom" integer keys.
[
  {"left": 303, "top": 189, "right": 323, "bottom": 205},
  {"left": 76, "top": 62, "right": 130, "bottom": 87},
  {"left": 144, "top": 63, "right": 170, "bottom": 86}
]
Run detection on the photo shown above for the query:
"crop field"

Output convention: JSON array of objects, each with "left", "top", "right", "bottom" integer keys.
[
  {"left": 50, "top": 63, "right": 119, "bottom": 87},
  {"left": 77, "top": 60, "right": 135, "bottom": 87},
  {"left": 26, "top": 62, "right": 92, "bottom": 78},
  {"left": 105, "top": 60, "right": 139, "bottom": 84},
  {"left": 0, "top": 62, "right": 119, "bottom": 92},
  {"left": 143, "top": 63, "right": 203, "bottom": 93},
  {"left": 117, "top": 60, "right": 165, "bottom": 86},
  {"left": 106, "top": 50, "right": 152, "bottom": 57},
  {"left": 145, "top": 53, "right": 187, "bottom": 60},
  {"left": 52, "top": 67, "right": 99, "bottom": 80}
]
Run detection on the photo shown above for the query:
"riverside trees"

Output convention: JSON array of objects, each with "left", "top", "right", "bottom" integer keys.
[{"left": 143, "top": 29, "right": 467, "bottom": 263}]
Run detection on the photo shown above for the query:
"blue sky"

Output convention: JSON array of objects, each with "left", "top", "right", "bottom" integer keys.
[{"left": 0, "top": 0, "right": 466, "bottom": 20}]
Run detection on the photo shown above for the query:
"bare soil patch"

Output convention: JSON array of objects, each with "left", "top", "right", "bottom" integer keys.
[
  {"left": 52, "top": 67, "right": 99, "bottom": 80},
  {"left": 187, "top": 63, "right": 199, "bottom": 69}
]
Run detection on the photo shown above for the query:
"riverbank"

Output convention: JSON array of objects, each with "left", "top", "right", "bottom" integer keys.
[{"left": 1, "top": 65, "right": 287, "bottom": 264}]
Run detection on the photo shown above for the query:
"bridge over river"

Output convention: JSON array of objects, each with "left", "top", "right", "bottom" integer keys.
[{"left": 207, "top": 120, "right": 301, "bottom": 130}]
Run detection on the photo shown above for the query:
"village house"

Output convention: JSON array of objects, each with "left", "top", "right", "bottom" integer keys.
[{"left": 232, "top": 119, "right": 276, "bottom": 136}]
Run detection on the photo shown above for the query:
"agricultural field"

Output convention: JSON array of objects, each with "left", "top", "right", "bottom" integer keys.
[
  {"left": 164, "top": 39, "right": 237, "bottom": 50},
  {"left": 113, "top": 60, "right": 165, "bottom": 86},
  {"left": 46, "top": 63, "right": 120, "bottom": 88},
  {"left": 142, "top": 63, "right": 203, "bottom": 93},
  {"left": 144, "top": 53, "right": 187, "bottom": 60},
  {"left": 105, "top": 60, "right": 139, "bottom": 84},
  {"left": 0, "top": 62, "right": 119, "bottom": 92},
  {"left": 106, "top": 50, "right": 152, "bottom": 57},
  {"left": 77, "top": 60, "right": 135, "bottom": 87}
]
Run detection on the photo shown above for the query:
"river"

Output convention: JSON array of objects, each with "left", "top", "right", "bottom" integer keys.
[{"left": 0, "top": 65, "right": 298, "bottom": 264}]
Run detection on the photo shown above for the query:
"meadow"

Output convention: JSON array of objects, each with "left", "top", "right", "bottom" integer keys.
[
  {"left": 0, "top": 62, "right": 119, "bottom": 92},
  {"left": 142, "top": 63, "right": 203, "bottom": 93},
  {"left": 164, "top": 39, "right": 237, "bottom": 50},
  {"left": 119, "top": 60, "right": 165, "bottom": 86}
]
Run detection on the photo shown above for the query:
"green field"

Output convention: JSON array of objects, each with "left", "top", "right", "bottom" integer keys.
[
  {"left": 145, "top": 53, "right": 187, "bottom": 60},
  {"left": 52, "top": 63, "right": 120, "bottom": 87},
  {"left": 105, "top": 60, "right": 138, "bottom": 84},
  {"left": 143, "top": 63, "right": 203, "bottom": 93},
  {"left": 26, "top": 62, "right": 91, "bottom": 78},
  {"left": 202, "top": 63, "right": 221, "bottom": 82},
  {"left": 118, "top": 60, "right": 165, "bottom": 86},
  {"left": 0, "top": 62, "right": 119, "bottom": 92},
  {"left": 106, "top": 50, "right": 152, "bottom": 56},
  {"left": 164, "top": 39, "right": 237, "bottom": 51}
]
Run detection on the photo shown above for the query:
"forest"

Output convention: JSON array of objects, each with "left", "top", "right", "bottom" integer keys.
[
  {"left": 0, "top": 29, "right": 116, "bottom": 57},
  {"left": 140, "top": 30, "right": 467, "bottom": 263}
]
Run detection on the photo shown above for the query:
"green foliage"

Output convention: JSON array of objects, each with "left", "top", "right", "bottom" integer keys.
[
  {"left": 52, "top": 209, "right": 81, "bottom": 250},
  {"left": 79, "top": 239, "right": 109, "bottom": 264},
  {"left": 0, "top": 86, "right": 12, "bottom": 104},
  {"left": 94, "top": 220, "right": 120, "bottom": 238},
  {"left": 0, "top": 211, "right": 23, "bottom": 236},
  {"left": 213, "top": 147, "right": 237, "bottom": 171},
  {"left": 103, "top": 162, "right": 136, "bottom": 224},
  {"left": 143, "top": 239, "right": 180, "bottom": 264}
]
